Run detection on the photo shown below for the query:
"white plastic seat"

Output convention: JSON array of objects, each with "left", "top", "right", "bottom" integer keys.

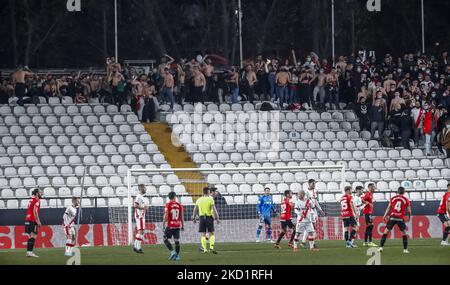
[
  {"left": 41, "top": 187, "right": 57, "bottom": 197},
  {"left": 72, "top": 116, "right": 85, "bottom": 125},
  {"left": 374, "top": 193, "right": 386, "bottom": 201},
  {"left": 99, "top": 115, "right": 112, "bottom": 124},
  {"left": 401, "top": 181, "right": 413, "bottom": 189},
  {"left": 294, "top": 112, "right": 307, "bottom": 121},
  {"left": 48, "top": 97, "right": 61, "bottom": 105},
  {"left": 127, "top": 114, "right": 139, "bottom": 123},
  {"left": 57, "top": 115, "right": 71, "bottom": 126},
  {"left": 431, "top": 159, "right": 444, "bottom": 168},
  {"left": 107, "top": 105, "right": 119, "bottom": 113},
  {"left": 174, "top": 185, "right": 187, "bottom": 195},
  {"left": 54, "top": 156, "right": 67, "bottom": 166},
  {"left": 159, "top": 185, "right": 171, "bottom": 195},
  {"left": 412, "top": 149, "right": 424, "bottom": 157},
  {"left": 108, "top": 198, "right": 121, "bottom": 207},
  {"left": 344, "top": 141, "right": 356, "bottom": 150},
  {"left": 7, "top": 200, "right": 19, "bottom": 209},
  {"left": 437, "top": 180, "right": 448, "bottom": 189},
  {"left": 417, "top": 170, "right": 428, "bottom": 179},
  {"left": 51, "top": 177, "right": 65, "bottom": 187},
  {"left": 93, "top": 105, "right": 106, "bottom": 114},
  {"left": 37, "top": 177, "right": 50, "bottom": 187},
  {"left": 80, "top": 105, "right": 93, "bottom": 114},
  {"left": 7, "top": 146, "right": 20, "bottom": 156},
  {"left": 409, "top": 192, "right": 423, "bottom": 201},
  {"left": 389, "top": 181, "right": 401, "bottom": 190},
  {"left": 429, "top": 169, "right": 441, "bottom": 178},
  {"left": 67, "top": 177, "right": 79, "bottom": 187},
  {"left": 246, "top": 195, "right": 259, "bottom": 204},
  {"left": 231, "top": 195, "right": 244, "bottom": 204},
  {"left": 329, "top": 121, "right": 340, "bottom": 130},
  {"left": 95, "top": 176, "right": 108, "bottom": 187},
  {"left": 163, "top": 174, "right": 178, "bottom": 185},
  {"left": 152, "top": 175, "right": 165, "bottom": 185},
  {"left": 225, "top": 184, "right": 238, "bottom": 194},
  {"left": 324, "top": 131, "right": 336, "bottom": 140},
  {"left": 331, "top": 140, "right": 344, "bottom": 150},
  {"left": 441, "top": 169, "right": 450, "bottom": 178},
  {"left": 404, "top": 170, "right": 416, "bottom": 179},
  {"left": 121, "top": 154, "right": 136, "bottom": 165},
  {"left": 125, "top": 144, "right": 140, "bottom": 154},
  {"left": 136, "top": 154, "right": 150, "bottom": 164},
  {"left": 347, "top": 160, "right": 360, "bottom": 170},
  {"left": 239, "top": 184, "right": 252, "bottom": 194},
  {"left": 252, "top": 184, "right": 265, "bottom": 194},
  {"left": 83, "top": 115, "right": 98, "bottom": 126},
  {"left": 110, "top": 176, "right": 123, "bottom": 187},
  {"left": 87, "top": 187, "right": 99, "bottom": 197},
  {"left": 180, "top": 196, "right": 194, "bottom": 205},
  {"left": 425, "top": 180, "right": 437, "bottom": 189},
  {"left": 151, "top": 197, "right": 164, "bottom": 207},
  {"left": 1, "top": 188, "right": 13, "bottom": 198},
  {"left": 374, "top": 181, "right": 387, "bottom": 191},
  {"left": 152, "top": 154, "right": 165, "bottom": 164},
  {"left": 301, "top": 132, "right": 312, "bottom": 140},
  {"left": 2, "top": 136, "right": 15, "bottom": 146},
  {"left": 139, "top": 134, "right": 152, "bottom": 143}
]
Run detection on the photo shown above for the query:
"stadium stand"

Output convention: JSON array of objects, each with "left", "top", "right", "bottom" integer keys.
[
  {"left": 0, "top": 99, "right": 193, "bottom": 209},
  {"left": 0, "top": 99, "right": 448, "bottom": 209},
  {"left": 163, "top": 102, "right": 448, "bottom": 204}
]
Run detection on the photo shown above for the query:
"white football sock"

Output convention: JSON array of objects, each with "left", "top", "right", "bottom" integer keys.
[
  {"left": 302, "top": 231, "right": 307, "bottom": 243},
  {"left": 65, "top": 239, "right": 72, "bottom": 253},
  {"left": 135, "top": 234, "right": 142, "bottom": 249}
]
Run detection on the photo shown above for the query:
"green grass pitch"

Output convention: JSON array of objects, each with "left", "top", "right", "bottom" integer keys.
[{"left": 1, "top": 239, "right": 449, "bottom": 265}]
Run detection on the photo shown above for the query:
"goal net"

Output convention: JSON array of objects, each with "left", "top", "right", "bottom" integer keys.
[{"left": 108, "top": 166, "right": 346, "bottom": 246}]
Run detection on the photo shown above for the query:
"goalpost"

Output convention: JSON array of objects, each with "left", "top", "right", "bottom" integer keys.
[{"left": 108, "top": 165, "right": 346, "bottom": 246}]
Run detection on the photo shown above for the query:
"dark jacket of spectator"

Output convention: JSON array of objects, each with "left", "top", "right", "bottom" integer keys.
[
  {"left": 369, "top": 105, "right": 385, "bottom": 122},
  {"left": 399, "top": 109, "right": 413, "bottom": 149},
  {"left": 439, "top": 123, "right": 450, "bottom": 158},
  {"left": 354, "top": 100, "right": 370, "bottom": 131},
  {"left": 213, "top": 192, "right": 227, "bottom": 206}
]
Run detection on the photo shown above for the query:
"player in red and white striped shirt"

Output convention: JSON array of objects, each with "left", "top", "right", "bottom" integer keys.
[
  {"left": 63, "top": 197, "right": 79, "bottom": 257},
  {"left": 379, "top": 187, "right": 411, "bottom": 253},
  {"left": 133, "top": 184, "right": 148, "bottom": 254}
]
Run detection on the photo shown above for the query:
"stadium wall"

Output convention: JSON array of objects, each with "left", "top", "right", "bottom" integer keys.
[{"left": 0, "top": 201, "right": 443, "bottom": 249}]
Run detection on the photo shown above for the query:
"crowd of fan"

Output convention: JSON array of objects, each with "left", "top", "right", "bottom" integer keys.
[{"left": 1, "top": 51, "right": 450, "bottom": 157}]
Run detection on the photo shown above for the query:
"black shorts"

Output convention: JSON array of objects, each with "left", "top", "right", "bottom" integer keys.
[
  {"left": 199, "top": 216, "right": 214, "bottom": 233},
  {"left": 438, "top": 214, "right": 450, "bottom": 224},
  {"left": 342, "top": 217, "right": 357, "bottom": 228},
  {"left": 364, "top": 214, "right": 374, "bottom": 225},
  {"left": 164, "top": 227, "right": 181, "bottom": 240},
  {"left": 386, "top": 219, "right": 407, "bottom": 232},
  {"left": 25, "top": 221, "right": 38, "bottom": 234},
  {"left": 15, "top": 83, "right": 26, "bottom": 97},
  {"left": 280, "top": 220, "right": 295, "bottom": 231}
]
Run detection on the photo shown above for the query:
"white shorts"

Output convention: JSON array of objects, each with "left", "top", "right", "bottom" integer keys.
[
  {"left": 135, "top": 216, "right": 145, "bottom": 231},
  {"left": 296, "top": 222, "right": 315, "bottom": 234},
  {"left": 64, "top": 225, "right": 75, "bottom": 236}
]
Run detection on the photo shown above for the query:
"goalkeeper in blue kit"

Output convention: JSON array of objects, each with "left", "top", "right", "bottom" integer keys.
[{"left": 256, "top": 187, "right": 277, "bottom": 243}]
